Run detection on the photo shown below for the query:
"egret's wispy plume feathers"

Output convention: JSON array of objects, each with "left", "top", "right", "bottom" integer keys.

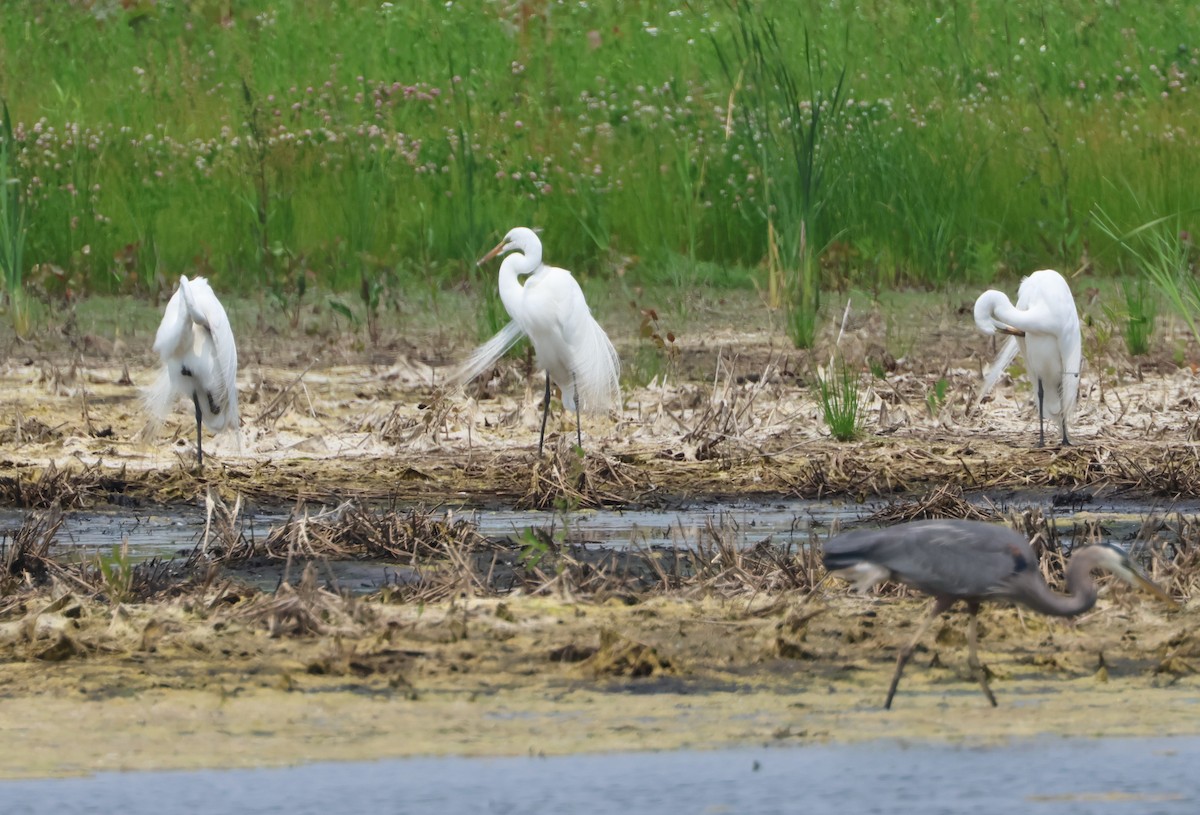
[
  {"left": 449, "top": 319, "right": 526, "bottom": 389},
  {"left": 978, "top": 334, "right": 1021, "bottom": 404}
]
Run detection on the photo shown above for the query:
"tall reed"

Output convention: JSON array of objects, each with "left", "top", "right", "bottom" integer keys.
[{"left": 0, "top": 101, "right": 29, "bottom": 335}]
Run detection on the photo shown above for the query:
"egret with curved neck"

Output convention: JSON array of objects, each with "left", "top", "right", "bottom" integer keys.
[
  {"left": 974, "top": 269, "right": 1081, "bottom": 447},
  {"left": 453, "top": 227, "right": 620, "bottom": 454},
  {"left": 823, "top": 518, "right": 1176, "bottom": 708}
]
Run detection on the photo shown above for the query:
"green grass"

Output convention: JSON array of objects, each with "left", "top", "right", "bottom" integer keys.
[
  {"left": 816, "top": 359, "right": 864, "bottom": 442},
  {"left": 0, "top": 0, "right": 1197, "bottom": 328}
]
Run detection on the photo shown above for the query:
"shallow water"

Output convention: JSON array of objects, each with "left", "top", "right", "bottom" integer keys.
[
  {"left": 4, "top": 491, "right": 1199, "bottom": 561},
  {"left": 1, "top": 736, "right": 1196, "bottom": 815}
]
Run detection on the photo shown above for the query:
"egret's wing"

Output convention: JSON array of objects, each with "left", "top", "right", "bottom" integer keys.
[
  {"left": 978, "top": 334, "right": 1020, "bottom": 402},
  {"left": 183, "top": 276, "right": 240, "bottom": 433},
  {"left": 449, "top": 320, "right": 526, "bottom": 387},
  {"left": 142, "top": 366, "right": 177, "bottom": 426},
  {"left": 568, "top": 314, "right": 621, "bottom": 414},
  {"left": 177, "top": 276, "right": 211, "bottom": 331},
  {"left": 151, "top": 285, "right": 190, "bottom": 362}
]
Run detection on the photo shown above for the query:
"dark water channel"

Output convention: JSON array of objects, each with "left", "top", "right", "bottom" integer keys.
[{"left": 1, "top": 736, "right": 1196, "bottom": 815}]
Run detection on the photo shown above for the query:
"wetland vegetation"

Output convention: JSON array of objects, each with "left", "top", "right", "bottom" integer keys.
[{"left": 1, "top": 0, "right": 1200, "bottom": 778}]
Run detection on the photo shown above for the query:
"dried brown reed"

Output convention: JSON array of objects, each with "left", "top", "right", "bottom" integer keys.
[
  {"left": 227, "top": 561, "right": 369, "bottom": 637},
  {"left": 0, "top": 503, "right": 63, "bottom": 596},
  {"left": 679, "top": 353, "right": 780, "bottom": 461},
  {"left": 867, "top": 483, "right": 1001, "bottom": 523},
  {"left": 518, "top": 445, "right": 642, "bottom": 510},
  {"left": 260, "top": 500, "right": 488, "bottom": 562}
]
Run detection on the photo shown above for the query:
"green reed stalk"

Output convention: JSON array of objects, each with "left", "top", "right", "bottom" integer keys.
[
  {"left": 0, "top": 101, "right": 29, "bottom": 335},
  {"left": 714, "top": 3, "right": 847, "bottom": 348}
]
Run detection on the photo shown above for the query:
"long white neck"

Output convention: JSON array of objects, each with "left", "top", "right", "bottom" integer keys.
[
  {"left": 975, "top": 289, "right": 1059, "bottom": 335},
  {"left": 497, "top": 245, "right": 541, "bottom": 322}
]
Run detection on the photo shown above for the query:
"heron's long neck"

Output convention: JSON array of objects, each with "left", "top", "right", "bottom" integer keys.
[
  {"left": 497, "top": 249, "right": 540, "bottom": 321},
  {"left": 1018, "top": 550, "right": 1103, "bottom": 617}
]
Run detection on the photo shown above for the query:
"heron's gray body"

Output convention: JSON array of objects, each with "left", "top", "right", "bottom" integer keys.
[
  {"left": 823, "top": 519, "right": 1034, "bottom": 602},
  {"left": 822, "top": 518, "right": 1173, "bottom": 709}
]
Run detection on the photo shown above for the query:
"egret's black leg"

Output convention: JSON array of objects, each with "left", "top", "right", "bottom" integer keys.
[
  {"left": 965, "top": 601, "right": 997, "bottom": 707},
  {"left": 885, "top": 595, "right": 955, "bottom": 710},
  {"left": 1061, "top": 418, "right": 1071, "bottom": 447},
  {"left": 1036, "top": 378, "right": 1046, "bottom": 448},
  {"left": 192, "top": 391, "right": 204, "bottom": 470},
  {"left": 538, "top": 372, "right": 551, "bottom": 455},
  {"left": 573, "top": 372, "right": 582, "bottom": 451}
]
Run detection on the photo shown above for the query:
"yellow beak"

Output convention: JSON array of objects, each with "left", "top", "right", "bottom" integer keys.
[
  {"left": 1129, "top": 569, "right": 1179, "bottom": 610},
  {"left": 476, "top": 240, "right": 508, "bottom": 267}
]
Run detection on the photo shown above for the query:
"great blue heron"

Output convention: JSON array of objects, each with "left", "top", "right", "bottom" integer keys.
[
  {"left": 145, "top": 275, "right": 240, "bottom": 470},
  {"left": 454, "top": 227, "right": 621, "bottom": 455},
  {"left": 823, "top": 518, "right": 1176, "bottom": 709},
  {"left": 974, "top": 269, "right": 1082, "bottom": 447}
]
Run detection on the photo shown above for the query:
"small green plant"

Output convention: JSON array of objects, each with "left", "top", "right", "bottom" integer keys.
[
  {"left": 517, "top": 526, "right": 559, "bottom": 574},
  {"left": 815, "top": 359, "right": 862, "bottom": 441},
  {"left": 1103, "top": 278, "right": 1157, "bottom": 357},
  {"left": 96, "top": 541, "right": 134, "bottom": 604},
  {"left": 625, "top": 303, "right": 679, "bottom": 387},
  {"left": 926, "top": 377, "right": 948, "bottom": 416}
]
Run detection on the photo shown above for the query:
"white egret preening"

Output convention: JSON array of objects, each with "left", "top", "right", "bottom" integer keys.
[
  {"left": 145, "top": 275, "right": 240, "bottom": 468},
  {"left": 453, "top": 227, "right": 620, "bottom": 454},
  {"left": 973, "top": 269, "right": 1082, "bottom": 447}
]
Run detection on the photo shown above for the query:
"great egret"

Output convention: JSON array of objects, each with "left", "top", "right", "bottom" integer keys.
[
  {"left": 974, "top": 269, "right": 1082, "bottom": 446},
  {"left": 823, "top": 518, "right": 1176, "bottom": 709},
  {"left": 453, "top": 227, "right": 620, "bottom": 454},
  {"left": 145, "top": 275, "right": 240, "bottom": 469}
]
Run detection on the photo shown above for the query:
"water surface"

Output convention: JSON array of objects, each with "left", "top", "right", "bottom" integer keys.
[{"left": 1, "top": 737, "right": 1195, "bottom": 815}]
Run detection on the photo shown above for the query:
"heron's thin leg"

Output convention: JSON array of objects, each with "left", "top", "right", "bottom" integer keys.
[
  {"left": 538, "top": 372, "right": 551, "bottom": 455},
  {"left": 966, "top": 602, "right": 997, "bottom": 707},
  {"left": 1036, "top": 378, "right": 1046, "bottom": 448},
  {"left": 1061, "top": 417, "right": 1071, "bottom": 447},
  {"left": 885, "top": 595, "right": 955, "bottom": 710},
  {"left": 192, "top": 391, "right": 204, "bottom": 471},
  {"left": 573, "top": 372, "right": 582, "bottom": 451}
]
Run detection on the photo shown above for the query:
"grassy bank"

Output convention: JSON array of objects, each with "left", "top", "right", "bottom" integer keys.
[{"left": 0, "top": 1, "right": 1196, "bottom": 309}]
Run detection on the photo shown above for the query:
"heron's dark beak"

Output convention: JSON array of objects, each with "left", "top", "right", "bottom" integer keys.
[
  {"left": 476, "top": 240, "right": 508, "bottom": 267},
  {"left": 996, "top": 324, "right": 1026, "bottom": 337},
  {"left": 1126, "top": 567, "right": 1179, "bottom": 609}
]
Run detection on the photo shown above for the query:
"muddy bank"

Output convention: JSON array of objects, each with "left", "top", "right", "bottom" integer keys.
[{"left": 0, "top": 589, "right": 1195, "bottom": 778}]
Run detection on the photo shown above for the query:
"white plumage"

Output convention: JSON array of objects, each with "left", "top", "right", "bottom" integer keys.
[
  {"left": 145, "top": 275, "right": 240, "bottom": 466},
  {"left": 974, "top": 269, "right": 1081, "bottom": 446},
  {"left": 454, "top": 227, "right": 620, "bottom": 452}
]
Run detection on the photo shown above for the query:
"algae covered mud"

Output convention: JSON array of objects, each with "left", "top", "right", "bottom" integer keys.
[{"left": 1, "top": 291, "right": 1200, "bottom": 778}]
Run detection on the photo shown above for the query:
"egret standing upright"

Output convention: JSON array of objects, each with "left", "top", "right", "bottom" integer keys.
[
  {"left": 145, "top": 275, "right": 240, "bottom": 469},
  {"left": 453, "top": 227, "right": 620, "bottom": 454},
  {"left": 974, "top": 269, "right": 1082, "bottom": 447},
  {"left": 823, "top": 518, "right": 1176, "bottom": 709}
]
